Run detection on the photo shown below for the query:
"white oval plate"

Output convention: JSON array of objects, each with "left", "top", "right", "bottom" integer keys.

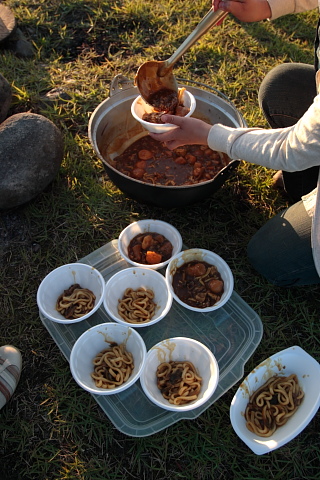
[{"left": 230, "top": 346, "right": 320, "bottom": 455}]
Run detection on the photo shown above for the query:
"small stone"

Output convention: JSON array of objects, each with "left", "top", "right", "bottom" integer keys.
[
  {"left": 39, "top": 88, "right": 72, "bottom": 107},
  {"left": 31, "top": 242, "right": 41, "bottom": 253}
]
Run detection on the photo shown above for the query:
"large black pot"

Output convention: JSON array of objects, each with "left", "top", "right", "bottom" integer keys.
[{"left": 88, "top": 75, "right": 246, "bottom": 208}]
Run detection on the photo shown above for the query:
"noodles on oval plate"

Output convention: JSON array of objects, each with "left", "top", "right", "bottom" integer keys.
[{"left": 245, "top": 374, "right": 304, "bottom": 437}]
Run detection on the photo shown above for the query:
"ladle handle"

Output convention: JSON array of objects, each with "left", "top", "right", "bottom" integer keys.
[{"left": 159, "top": 9, "right": 228, "bottom": 76}]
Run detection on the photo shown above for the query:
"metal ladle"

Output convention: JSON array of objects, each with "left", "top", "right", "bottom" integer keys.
[{"left": 135, "top": 8, "right": 228, "bottom": 107}]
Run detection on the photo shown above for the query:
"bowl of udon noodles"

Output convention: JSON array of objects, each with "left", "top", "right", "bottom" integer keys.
[
  {"left": 140, "top": 337, "right": 219, "bottom": 412},
  {"left": 165, "top": 248, "right": 234, "bottom": 312},
  {"left": 103, "top": 267, "right": 172, "bottom": 327},
  {"left": 37, "top": 263, "right": 105, "bottom": 324},
  {"left": 70, "top": 322, "right": 147, "bottom": 395},
  {"left": 230, "top": 346, "right": 320, "bottom": 455}
]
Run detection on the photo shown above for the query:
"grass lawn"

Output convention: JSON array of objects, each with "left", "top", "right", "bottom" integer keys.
[{"left": 0, "top": 1, "right": 319, "bottom": 479}]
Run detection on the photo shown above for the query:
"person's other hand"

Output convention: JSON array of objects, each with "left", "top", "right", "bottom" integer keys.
[
  {"left": 212, "top": 0, "right": 271, "bottom": 22},
  {"left": 148, "top": 116, "right": 212, "bottom": 150}
]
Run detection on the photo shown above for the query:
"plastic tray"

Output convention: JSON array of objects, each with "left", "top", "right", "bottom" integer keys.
[{"left": 39, "top": 240, "right": 263, "bottom": 437}]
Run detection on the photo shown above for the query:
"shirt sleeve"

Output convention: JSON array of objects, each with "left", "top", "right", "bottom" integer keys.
[
  {"left": 267, "top": 0, "right": 318, "bottom": 19},
  {"left": 207, "top": 92, "right": 320, "bottom": 172}
]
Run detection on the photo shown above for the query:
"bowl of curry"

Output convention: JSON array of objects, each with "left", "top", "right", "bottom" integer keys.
[
  {"left": 165, "top": 248, "right": 234, "bottom": 312},
  {"left": 131, "top": 87, "right": 196, "bottom": 133},
  {"left": 118, "top": 219, "right": 183, "bottom": 270}
]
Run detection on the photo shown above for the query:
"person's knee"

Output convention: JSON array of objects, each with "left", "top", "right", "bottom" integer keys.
[
  {"left": 247, "top": 235, "right": 283, "bottom": 285},
  {"left": 247, "top": 235, "right": 320, "bottom": 287},
  {"left": 247, "top": 232, "right": 299, "bottom": 286},
  {"left": 258, "top": 63, "right": 316, "bottom": 128}
]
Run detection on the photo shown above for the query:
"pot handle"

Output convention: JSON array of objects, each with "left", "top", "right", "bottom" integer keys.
[
  {"left": 221, "top": 159, "right": 241, "bottom": 174},
  {"left": 211, "top": 159, "right": 240, "bottom": 190},
  {"left": 110, "top": 75, "right": 134, "bottom": 97}
]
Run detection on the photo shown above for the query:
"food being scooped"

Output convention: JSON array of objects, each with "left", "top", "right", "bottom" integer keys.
[
  {"left": 134, "top": 9, "right": 228, "bottom": 109},
  {"left": 142, "top": 88, "right": 189, "bottom": 124},
  {"left": 147, "top": 88, "right": 178, "bottom": 113}
]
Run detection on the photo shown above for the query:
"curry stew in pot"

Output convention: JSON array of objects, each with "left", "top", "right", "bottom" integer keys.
[{"left": 113, "top": 136, "right": 230, "bottom": 186}]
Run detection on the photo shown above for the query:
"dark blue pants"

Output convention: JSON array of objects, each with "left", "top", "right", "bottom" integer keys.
[{"left": 247, "top": 63, "right": 320, "bottom": 286}]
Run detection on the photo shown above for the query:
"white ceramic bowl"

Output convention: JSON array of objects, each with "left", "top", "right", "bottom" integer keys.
[
  {"left": 140, "top": 337, "right": 219, "bottom": 411},
  {"left": 103, "top": 267, "right": 172, "bottom": 327},
  {"left": 118, "top": 219, "right": 182, "bottom": 270},
  {"left": 131, "top": 89, "right": 196, "bottom": 133},
  {"left": 230, "top": 346, "right": 320, "bottom": 455},
  {"left": 37, "top": 263, "right": 105, "bottom": 324},
  {"left": 70, "top": 322, "right": 147, "bottom": 395},
  {"left": 165, "top": 248, "right": 234, "bottom": 312}
]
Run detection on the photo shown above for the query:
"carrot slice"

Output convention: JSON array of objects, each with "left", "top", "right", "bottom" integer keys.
[{"left": 146, "top": 251, "right": 162, "bottom": 264}]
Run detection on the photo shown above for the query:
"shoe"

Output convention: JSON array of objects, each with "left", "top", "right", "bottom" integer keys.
[{"left": 0, "top": 345, "right": 22, "bottom": 410}]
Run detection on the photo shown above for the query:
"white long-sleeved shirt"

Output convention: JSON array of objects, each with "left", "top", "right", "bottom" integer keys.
[
  {"left": 267, "top": 0, "right": 317, "bottom": 20},
  {"left": 208, "top": 0, "right": 320, "bottom": 276}
]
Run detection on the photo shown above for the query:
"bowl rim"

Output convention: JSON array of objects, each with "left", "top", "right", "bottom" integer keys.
[
  {"left": 139, "top": 336, "right": 219, "bottom": 411},
  {"left": 229, "top": 345, "right": 320, "bottom": 455},
  {"left": 165, "top": 248, "right": 234, "bottom": 312},
  {"left": 118, "top": 219, "right": 183, "bottom": 270},
  {"left": 103, "top": 266, "right": 173, "bottom": 327},
  {"left": 69, "top": 322, "right": 147, "bottom": 395},
  {"left": 36, "top": 262, "right": 106, "bottom": 324}
]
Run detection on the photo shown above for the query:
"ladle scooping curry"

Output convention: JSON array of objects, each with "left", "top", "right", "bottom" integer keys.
[{"left": 135, "top": 9, "right": 228, "bottom": 111}]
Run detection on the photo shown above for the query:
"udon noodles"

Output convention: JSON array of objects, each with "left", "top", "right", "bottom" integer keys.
[
  {"left": 56, "top": 283, "right": 96, "bottom": 319},
  {"left": 91, "top": 343, "right": 134, "bottom": 389},
  {"left": 156, "top": 360, "right": 202, "bottom": 405},
  {"left": 245, "top": 374, "right": 304, "bottom": 437},
  {"left": 118, "top": 287, "right": 156, "bottom": 324}
]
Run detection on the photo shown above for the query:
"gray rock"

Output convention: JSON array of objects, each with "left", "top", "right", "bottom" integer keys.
[
  {"left": 8, "top": 28, "right": 35, "bottom": 58},
  {"left": 1, "top": 27, "right": 35, "bottom": 58},
  {"left": 0, "top": 73, "right": 12, "bottom": 123},
  {"left": 0, "top": 4, "right": 16, "bottom": 43},
  {"left": 0, "top": 113, "right": 64, "bottom": 209}
]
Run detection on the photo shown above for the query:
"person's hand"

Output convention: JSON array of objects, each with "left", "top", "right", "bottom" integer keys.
[
  {"left": 212, "top": 0, "right": 271, "bottom": 22},
  {"left": 148, "top": 115, "right": 212, "bottom": 150}
]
